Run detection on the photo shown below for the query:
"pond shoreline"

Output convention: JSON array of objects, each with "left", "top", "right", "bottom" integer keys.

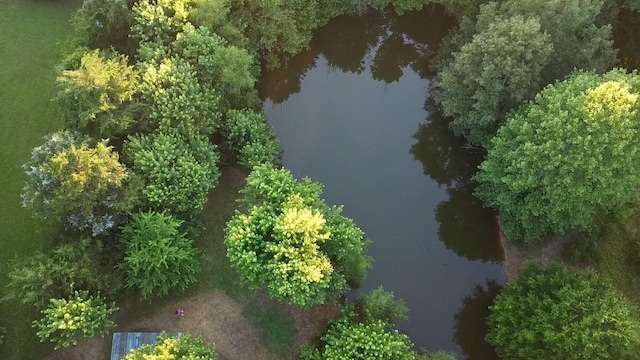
[{"left": 497, "top": 216, "right": 576, "bottom": 280}]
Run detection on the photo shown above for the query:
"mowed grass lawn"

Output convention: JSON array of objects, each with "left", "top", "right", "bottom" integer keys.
[{"left": 0, "top": 0, "right": 81, "bottom": 358}]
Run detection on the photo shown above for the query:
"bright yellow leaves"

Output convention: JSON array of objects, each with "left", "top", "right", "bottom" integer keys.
[
  {"left": 272, "top": 194, "right": 334, "bottom": 286},
  {"left": 584, "top": 81, "right": 639, "bottom": 119},
  {"left": 48, "top": 141, "right": 126, "bottom": 196}
]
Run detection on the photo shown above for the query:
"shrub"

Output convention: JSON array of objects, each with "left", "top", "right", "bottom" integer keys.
[
  {"left": 303, "top": 307, "right": 415, "bottom": 360},
  {"left": 355, "top": 286, "right": 408, "bottom": 324},
  {"left": 4, "top": 239, "right": 120, "bottom": 309},
  {"left": 225, "top": 109, "right": 280, "bottom": 169},
  {"left": 124, "top": 130, "right": 220, "bottom": 215},
  {"left": 32, "top": 290, "right": 117, "bottom": 350},
  {"left": 120, "top": 211, "right": 201, "bottom": 299},
  {"left": 487, "top": 264, "right": 640, "bottom": 359},
  {"left": 22, "top": 131, "right": 132, "bottom": 236}
]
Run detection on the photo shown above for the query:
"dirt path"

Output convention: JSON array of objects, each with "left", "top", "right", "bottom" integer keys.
[
  {"left": 45, "top": 290, "right": 337, "bottom": 360},
  {"left": 498, "top": 216, "right": 578, "bottom": 279}
]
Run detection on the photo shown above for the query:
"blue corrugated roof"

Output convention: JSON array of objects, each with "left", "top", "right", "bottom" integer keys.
[{"left": 110, "top": 332, "right": 181, "bottom": 360}]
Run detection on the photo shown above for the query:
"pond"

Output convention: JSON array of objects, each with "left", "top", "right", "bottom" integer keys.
[{"left": 259, "top": 6, "right": 507, "bottom": 359}]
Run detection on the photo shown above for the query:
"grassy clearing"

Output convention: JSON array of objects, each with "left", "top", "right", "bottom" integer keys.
[
  {"left": 0, "top": 1, "right": 81, "bottom": 359},
  {"left": 569, "top": 206, "right": 640, "bottom": 306}
]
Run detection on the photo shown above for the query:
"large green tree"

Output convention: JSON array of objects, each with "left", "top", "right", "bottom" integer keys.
[
  {"left": 439, "top": 15, "right": 552, "bottom": 145},
  {"left": 476, "top": 69, "right": 640, "bottom": 242},
  {"left": 225, "top": 166, "right": 371, "bottom": 307},
  {"left": 436, "top": 0, "right": 617, "bottom": 145},
  {"left": 487, "top": 265, "right": 640, "bottom": 360}
]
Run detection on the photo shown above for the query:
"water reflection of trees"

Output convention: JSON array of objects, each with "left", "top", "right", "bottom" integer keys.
[
  {"left": 259, "top": 4, "right": 455, "bottom": 103},
  {"left": 453, "top": 280, "right": 502, "bottom": 360},
  {"left": 411, "top": 99, "right": 503, "bottom": 263},
  {"left": 614, "top": 9, "right": 640, "bottom": 71}
]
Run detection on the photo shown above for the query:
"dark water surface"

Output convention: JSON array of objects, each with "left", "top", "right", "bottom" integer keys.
[{"left": 259, "top": 6, "right": 506, "bottom": 358}]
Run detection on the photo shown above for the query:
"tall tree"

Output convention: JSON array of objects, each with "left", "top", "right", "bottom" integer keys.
[
  {"left": 119, "top": 211, "right": 201, "bottom": 299},
  {"left": 476, "top": 69, "right": 640, "bottom": 242},
  {"left": 436, "top": 0, "right": 617, "bottom": 146},
  {"left": 438, "top": 15, "right": 552, "bottom": 145},
  {"left": 225, "top": 166, "right": 371, "bottom": 307}
]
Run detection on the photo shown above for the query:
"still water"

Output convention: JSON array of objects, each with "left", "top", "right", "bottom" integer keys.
[{"left": 259, "top": 6, "right": 506, "bottom": 359}]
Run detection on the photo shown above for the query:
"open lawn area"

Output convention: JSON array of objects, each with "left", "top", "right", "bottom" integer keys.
[{"left": 0, "top": 1, "right": 82, "bottom": 359}]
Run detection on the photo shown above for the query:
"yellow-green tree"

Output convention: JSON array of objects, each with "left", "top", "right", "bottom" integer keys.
[
  {"left": 225, "top": 166, "right": 371, "bottom": 307},
  {"left": 55, "top": 49, "right": 138, "bottom": 138},
  {"left": 124, "top": 333, "right": 216, "bottom": 359},
  {"left": 32, "top": 290, "right": 117, "bottom": 350},
  {"left": 476, "top": 69, "right": 640, "bottom": 242}
]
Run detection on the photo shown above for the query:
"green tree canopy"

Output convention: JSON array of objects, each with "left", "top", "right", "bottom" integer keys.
[
  {"left": 138, "top": 56, "right": 222, "bottom": 137},
  {"left": 22, "top": 131, "right": 132, "bottom": 236},
  {"left": 124, "top": 130, "right": 220, "bottom": 215},
  {"left": 476, "top": 69, "right": 640, "bottom": 242},
  {"left": 439, "top": 15, "right": 552, "bottom": 146},
  {"left": 225, "top": 166, "right": 371, "bottom": 307},
  {"left": 32, "top": 290, "right": 117, "bottom": 350},
  {"left": 124, "top": 333, "right": 216, "bottom": 360},
  {"left": 487, "top": 265, "right": 640, "bottom": 360},
  {"left": 224, "top": 109, "right": 280, "bottom": 169},
  {"left": 119, "top": 211, "right": 201, "bottom": 299},
  {"left": 300, "top": 306, "right": 415, "bottom": 360},
  {"left": 436, "top": 0, "right": 617, "bottom": 145}
]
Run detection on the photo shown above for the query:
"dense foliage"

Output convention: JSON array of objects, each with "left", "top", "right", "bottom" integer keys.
[
  {"left": 439, "top": 15, "right": 552, "bottom": 145},
  {"left": 124, "top": 333, "right": 216, "bottom": 360},
  {"left": 487, "top": 265, "right": 640, "bottom": 359},
  {"left": 124, "top": 130, "right": 220, "bottom": 215},
  {"left": 225, "top": 166, "right": 371, "bottom": 307},
  {"left": 22, "top": 131, "right": 131, "bottom": 236},
  {"left": 225, "top": 109, "right": 280, "bottom": 169},
  {"left": 436, "top": 0, "right": 617, "bottom": 145},
  {"left": 55, "top": 49, "right": 138, "bottom": 138},
  {"left": 476, "top": 70, "right": 640, "bottom": 242},
  {"left": 32, "top": 290, "right": 117, "bottom": 350},
  {"left": 4, "top": 240, "right": 119, "bottom": 309},
  {"left": 355, "top": 286, "right": 408, "bottom": 324},
  {"left": 120, "top": 211, "right": 201, "bottom": 299},
  {"left": 300, "top": 300, "right": 416, "bottom": 360}
]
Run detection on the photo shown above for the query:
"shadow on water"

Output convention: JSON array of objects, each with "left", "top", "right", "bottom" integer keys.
[
  {"left": 411, "top": 100, "right": 504, "bottom": 263},
  {"left": 453, "top": 280, "right": 503, "bottom": 360},
  {"left": 614, "top": 9, "right": 640, "bottom": 71},
  {"left": 258, "top": 4, "right": 456, "bottom": 103}
]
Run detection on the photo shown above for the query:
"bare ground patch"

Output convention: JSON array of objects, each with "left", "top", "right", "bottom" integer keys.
[{"left": 45, "top": 290, "right": 338, "bottom": 360}]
